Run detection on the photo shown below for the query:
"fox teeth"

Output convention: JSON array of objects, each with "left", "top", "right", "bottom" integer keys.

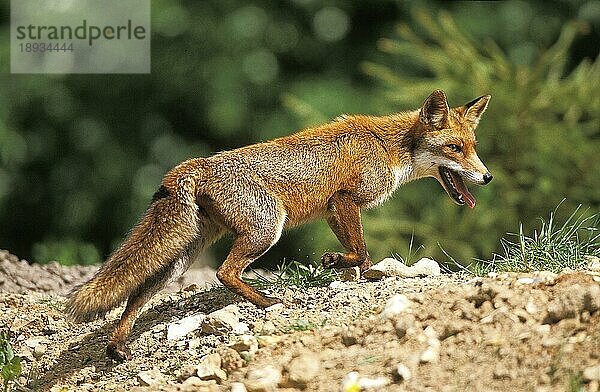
[{"left": 444, "top": 170, "right": 457, "bottom": 192}]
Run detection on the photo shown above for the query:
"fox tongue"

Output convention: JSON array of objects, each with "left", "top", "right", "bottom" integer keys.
[{"left": 452, "top": 172, "right": 476, "bottom": 208}]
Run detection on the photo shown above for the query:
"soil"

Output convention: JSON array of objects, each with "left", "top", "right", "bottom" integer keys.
[{"left": 1, "top": 249, "right": 599, "bottom": 392}]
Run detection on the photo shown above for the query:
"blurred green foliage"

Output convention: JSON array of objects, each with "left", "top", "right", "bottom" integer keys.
[{"left": 0, "top": 0, "right": 598, "bottom": 266}]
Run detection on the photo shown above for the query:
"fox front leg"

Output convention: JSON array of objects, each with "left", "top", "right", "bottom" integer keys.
[{"left": 321, "top": 191, "right": 372, "bottom": 272}]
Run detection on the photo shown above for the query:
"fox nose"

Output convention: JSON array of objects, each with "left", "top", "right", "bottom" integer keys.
[{"left": 483, "top": 172, "right": 493, "bottom": 184}]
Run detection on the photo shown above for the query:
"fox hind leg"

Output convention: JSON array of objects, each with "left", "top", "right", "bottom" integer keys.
[
  {"left": 321, "top": 191, "right": 372, "bottom": 272},
  {"left": 106, "top": 238, "right": 209, "bottom": 361},
  {"left": 216, "top": 212, "right": 285, "bottom": 308}
]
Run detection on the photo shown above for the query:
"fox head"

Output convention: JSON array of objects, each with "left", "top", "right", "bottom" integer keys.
[{"left": 410, "top": 90, "right": 492, "bottom": 208}]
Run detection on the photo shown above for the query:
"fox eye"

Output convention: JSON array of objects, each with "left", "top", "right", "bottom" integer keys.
[{"left": 447, "top": 144, "right": 462, "bottom": 153}]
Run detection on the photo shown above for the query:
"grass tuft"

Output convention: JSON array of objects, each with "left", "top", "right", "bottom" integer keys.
[
  {"left": 476, "top": 202, "right": 599, "bottom": 274},
  {"left": 244, "top": 258, "right": 338, "bottom": 290}
]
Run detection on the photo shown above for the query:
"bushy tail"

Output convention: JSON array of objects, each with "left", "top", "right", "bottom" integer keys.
[{"left": 66, "top": 175, "right": 200, "bottom": 322}]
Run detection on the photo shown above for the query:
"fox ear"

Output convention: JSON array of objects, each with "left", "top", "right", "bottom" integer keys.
[
  {"left": 463, "top": 95, "right": 491, "bottom": 126},
  {"left": 419, "top": 90, "right": 449, "bottom": 128}
]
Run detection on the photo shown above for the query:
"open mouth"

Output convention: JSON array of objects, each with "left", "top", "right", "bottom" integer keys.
[{"left": 438, "top": 167, "right": 476, "bottom": 208}]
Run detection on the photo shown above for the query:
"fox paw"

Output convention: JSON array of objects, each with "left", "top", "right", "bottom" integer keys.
[
  {"left": 107, "top": 341, "right": 132, "bottom": 362},
  {"left": 321, "top": 252, "right": 344, "bottom": 269}
]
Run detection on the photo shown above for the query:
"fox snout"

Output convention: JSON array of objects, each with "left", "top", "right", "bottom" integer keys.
[{"left": 483, "top": 172, "right": 493, "bottom": 184}]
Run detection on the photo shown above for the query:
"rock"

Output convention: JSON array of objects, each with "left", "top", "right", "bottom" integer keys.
[
  {"left": 420, "top": 326, "right": 440, "bottom": 363},
  {"left": 231, "top": 383, "right": 248, "bottom": 392},
  {"left": 229, "top": 335, "right": 259, "bottom": 355},
  {"left": 167, "top": 313, "right": 206, "bottom": 340},
  {"left": 285, "top": 353, "right": 321, "bottom": 389},
  {"left": 257, "top": 335, "right": 282, "bottom": 348},
  {"left": 363, "top": 257, "right": 440, "bottom": 280},
  {"left": 525, "top": 300, "right": 539, "bottom": 314},
  {"left": 24, "top": 336, "right": 48, "bottom": 349},
  {"left": 33, "top": 343, "right": 47, "bottom": 359},
  {"left": 419, "top": 345, "right": 439, "bottom": 363},
  {"left": 182, "top": 376, "right": 217, "bottom": 387},
  {"left": 341, "top": 371, "right": 390, "bottom": 391},
  {"left": 244, "top": 365, "right": 282, "bottom": 392},
  {"left": 233, "top": 322, "right": 250, "bottom": 335},
  {"left": 533, "top": 271, "right": 558, "bottom": 284},
  {"left": 202, "top": 305, "right": 241, "bottom": 335},
  {"left": 380, "top": 294, "right": 412, "bottom": 318},
  {"left": 583, "top": 365, "right": 600, "bottom": 382},
  {"left": 341, "top": 372, "right": 361, "bottom": 392},
  {"left": 196, "top": 353, "right": 227, "bottom": 382},
  {"left": 337, "top": 267, "right": 360, "bottom": 282},
  {"left": 218, "top": 347, "right": 245, "bottom": 372},
  {"left": 261, "top": 320, "right": 277, "bottom": 335},
  {"left": 584, "top": 255, "right": 600, "bottom": 271},
  {"left": 517, "top": 277, "right": 535, "bottom": 284},
  {"left": 410, "top": 257, "right": 441, "bottom": 276},
  {"left": 137, "top": 369, "right": 165, "bottom": 386},
  {"left": 394, "top": 363, "right": 412, "bottom": 381},
  {"left": 329, "top": 281, "right": 347, "bottom": 289}
]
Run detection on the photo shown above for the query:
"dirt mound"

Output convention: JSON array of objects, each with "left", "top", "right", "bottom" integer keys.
[
  {"left": 0, "top": 249, "right": 217, "bottom": 296},
  {"left": 0, "top": 250, "right": 98, "bottom": 295},
  {"left": 1, "top": 251, "right": 599, "bottom": 392}
]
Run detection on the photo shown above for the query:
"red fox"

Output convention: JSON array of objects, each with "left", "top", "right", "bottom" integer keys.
[{"left": 66, "top": 90, "right": 492, "bottom": 361}]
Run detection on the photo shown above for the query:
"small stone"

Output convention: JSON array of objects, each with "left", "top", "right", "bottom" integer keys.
[
  {"left": 188, "top": 338, "right": 202, "bottom": 350},
  {"left": 229, "top": 335, "right": 259, "bottom": 355},
  {"left": 364, "top": 257, "right": 440, "bottom": 280},
  {"left": 583, "top": 365, "right": 600, "bottom": 382},
  {"left": 196, "top": 353, "right": 227, "bottom": 382},
  {"left": 517, "top": 277, "right": 535, "bottom": 284},
  {"left": 584, "top": 255, "right": 600, "bottom": 271},
  {"left": 394, "top": 363, "right": 411, "bottom": 381},
  {"left": 24, "top": 336, "right": 47, "bottom": 349},
  {"left": 342, "top": 372, "right": 390, "bottom": 390},
  {"left": 178, "top": 365, "right": 199, "bottom": 382},
  {"left": 203, "top": 305, "right": 240, "bottom": 335},
  {"left": 329, "top": 281, "right": 347, "bottom": 289},
  {"left": 257, "top": 335, "right": 281, "bottom": 348},
  {"left": 167, "top": 313, "right": 206, "bottom": 340},
  {"left": 218, "top": 347, "right": 245, "bottom": 372},
  {"left": 419, "top": 326, "right": 440, "bottom": 363},
  {"left": 137, "top": 369, "right": 165, "bottom": 386},
  {"left": 526, "top": 300, "right": 539, "bottom": 314},
  {"left": 244, "top": 365, "right": 282, "bottom": 392},
  {"left": 231, "top": 382, "right": 248, "bottom": 392},
  {"left": 337, "top": 267, "right": 360, "bottom": 282},
  {"left": 233, "top": 322, "right": 250, "bottom": 335},
  {"left": 419, "top": 345, "right": 440, "bottom": 363},
  {"left": 285, "top": 353, "right": 321, "bottom": 389},
  {"left": 536, "top": 324, "right": 551, "bottom": 334},
  {"left": 380, "top": 294, "right": 412, "bottom": 318},
  {"left": 534, "top": 271, "right": 557, "bottom": 284},
  {"left": 359, "top": 376, "right": 390, "bottom": 389},
  {"left": 541, "top": 336, "right": 561, "bottom": 347},
  {"left": 261, "top": 321, "right": 277, "bottom": 335},
  {"left": 410, "top": 258, "right": 441, "bottom": 276},
  {"left": 342, "top": 372, "right": 361, "bottom": 392},
  {"left": 33, "top": 344, "right": 47, "bottom": 359}
]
